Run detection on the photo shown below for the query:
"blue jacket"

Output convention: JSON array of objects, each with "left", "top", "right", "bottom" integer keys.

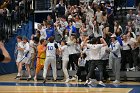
[
  {"left": 46, "top": 27, "right": 54, "bottom": 39},
  {"left": 66, "top": 25, "right": 77, "bottom": 33}
]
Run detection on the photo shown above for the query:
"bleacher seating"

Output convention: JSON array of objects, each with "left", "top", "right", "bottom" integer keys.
[{"left": 21, "top": 70, "right": 140, "bottom": 81}]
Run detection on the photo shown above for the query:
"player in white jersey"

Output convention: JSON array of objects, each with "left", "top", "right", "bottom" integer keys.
[
  {"left": 16, "top": 37, "right": 32, "bottom": 81},
  {"left": 43, "top": 37, "right": 59, "bottom": 83},
  {"left": 15, "top": 36, "right": 24, "bottom": 78},
  {"left": 59, "top": 40, "right": 70, "bottom": 83},
  {"left": 16, "top": 36, "right": 24, "bottom": 65}
]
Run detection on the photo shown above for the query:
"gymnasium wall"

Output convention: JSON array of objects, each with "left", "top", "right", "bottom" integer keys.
[{"left": 0, "top": 20, "right": 33, "bottom": 75}]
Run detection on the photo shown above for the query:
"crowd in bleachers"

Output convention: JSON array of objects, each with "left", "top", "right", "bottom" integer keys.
[
  {"left": 15, "top": 0, "right": 140, "bottom": 86},
  {"left": 0, "top": 0, "right": 33, "bottom": 41}
]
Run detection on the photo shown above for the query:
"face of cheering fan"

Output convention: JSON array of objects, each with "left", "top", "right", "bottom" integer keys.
[
  {"left": 111, "top": 37, "right": 116, "bottom": 42},
  {"left": 122, "top": 35, "right": 127, "bottom": 41},
  {"left": 37, "top": 24, "right": 42, "bottom": 30},
  {"left": 47, "top": 15, "right": 51, "bottom": 21},
  {"left": 42, "top": 40, "right": 47, "bottom": 46},
  {"left": 23, "top": 38, "right": 28, "bottom": 43}
]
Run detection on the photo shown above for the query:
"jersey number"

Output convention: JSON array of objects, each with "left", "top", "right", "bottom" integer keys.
[{"left": 48, "top": 46, "right": 53, "bottom": 50}]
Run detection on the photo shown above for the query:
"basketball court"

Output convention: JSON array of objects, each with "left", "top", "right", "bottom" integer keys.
[
  {"left": 0, "top": 74, "right": 139, "bottom": 93},
  {"left": 0, "top": 0, "right": 140, "bottom": 93}
]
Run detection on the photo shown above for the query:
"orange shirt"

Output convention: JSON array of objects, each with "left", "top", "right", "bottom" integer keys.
[{"left": 37, "top": 45, "right": 46, "bottom": 65}]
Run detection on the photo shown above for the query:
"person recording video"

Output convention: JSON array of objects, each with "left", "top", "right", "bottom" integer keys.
[{"left": 0, "top": 41, "right": 11, "bottom": 63}]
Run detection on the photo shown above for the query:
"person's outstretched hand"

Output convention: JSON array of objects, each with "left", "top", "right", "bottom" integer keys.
[{"left": 0, "top": 41, "right": 11, "bottom": 63}]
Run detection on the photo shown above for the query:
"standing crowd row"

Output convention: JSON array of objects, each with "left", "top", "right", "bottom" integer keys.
[{"left": 15, "top": 0, "right": 140, "bottom": 86}]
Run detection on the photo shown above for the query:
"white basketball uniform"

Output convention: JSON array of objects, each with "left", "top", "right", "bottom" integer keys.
[
  {"left": 16, "top": 41, "right": 24, "bottom": 62},
  {"left": 43, "top": 42, "right": 57, "bottom": 80},
  {"left": 61, "top": 45, "right": 69, "bottom": 79},
  {"left": 21, "top": 42, "right": 31, "bottom": 64}
]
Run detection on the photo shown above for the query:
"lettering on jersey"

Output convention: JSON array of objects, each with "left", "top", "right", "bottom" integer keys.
[{"left": 48, "top": 46, "right": 53, "bottom": 50}]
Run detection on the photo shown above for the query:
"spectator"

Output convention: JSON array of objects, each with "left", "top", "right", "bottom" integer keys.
[
  {"left": 121, "top": 35, "right": 133, "bottom": 71},
  {"left": 45, "top": 22, "right": 55, "bottom": 40},
  {"left": 109, "top": 34, "right": 121, "bottom": 84},
  {"left": 94, "top": 6, "right": 103, "bottom": 24},
  {"left": 56, "top": 0, "right": 65, "bottom": 17},
  {"left": 83, "top": 37, "right": 107, "bottom": 85},
  {"left": 66, "top": 20, "right": 77, "bottom": 36},
  {"left": 59, "top": 40, "right": 70, "bottom": 83},
  {"left": 47, "top": 15, "right": 54, "bottom": 27},
  {"left": 34, "top": 39, "right": 46, "bottom": 81},
  {"left": 126, "top": 10, "right": 136, "bottom": 21}
]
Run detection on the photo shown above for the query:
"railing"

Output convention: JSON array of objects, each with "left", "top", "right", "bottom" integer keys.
[{"left": 0, "top": 0, "right": 33, "bottom": 42}]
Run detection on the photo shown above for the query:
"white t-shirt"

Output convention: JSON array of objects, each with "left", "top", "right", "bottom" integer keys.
[
  {"left": 109, "top": 41, "right": 121, "bottom": 58},
  {"left": 46, "top": 43, "right": 57, "bottom": 57},
  {"left": 23, "top": 42, "right": 31, "bottom": 58},
  {"left": 60, "top": 45, "right": 69, "bottom": 60},
  {"left": 87, "top": 44, "right": 103, "bottom": 60},
  {"left": 17, "top": 41, "right": 24, "bottom": 57},
  {"left": 128, "top": 38, "right": 137, "bottom": 50},
  {"left": 60, "top": 21, "right": 68, "bottom": 28},
  {"left": 67, "top": 39, "right": 77, "bottom": 55},
  {"left": 93, "top": 25, "right": 103, "bottom": 38},
  {"left": 122, "top": 41, "right": 131, "bottom": 50},
  {"left": 75, "top": 21, "right": 82, "bottom": 28},
  {"left": 40, "top": 28, "right": 47, "bottom": 40},
  {"left": 114, "top": 25, "right": 122, "bottom": 32},
  {"left": 29, "top": 40, "right": 35, "bottom": 54},
  {"left": 100, "top": 46, "right": 109, "bottom": 60},
  {"left": 95, "top": 11, "right": 103, "bottom": 23}
]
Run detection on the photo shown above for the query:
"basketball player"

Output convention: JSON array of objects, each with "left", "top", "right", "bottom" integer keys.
[
  {"left": 34, "top": 39, "right": 46, "bottom": 81},
  {"left": 15, "top": 36, "right": 24, "bottom": 79},
  {"left": 17, "top": 37, "right": 32, "bottom": 81},
  {"left": 43, "top": 37, "right": 59, "bottom": 83},
  {"left": 59, "top": 40, "right": 70, "bottom": 83}
]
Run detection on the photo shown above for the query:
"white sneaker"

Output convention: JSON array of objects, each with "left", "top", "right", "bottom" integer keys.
[
  {"left": 130, "top": 67, "right": 136, "bottom": 71},
  {"left": 84, "top": 80, "right": 89, "bottom": 85},
  {"left": 78, "top": 79, "right": 82, "bottom": 82},
  {"left": 75, "top": 75, "right": 78, "bottom": 81},
  {"left": 88, "top": 81, "right": 93, "bottom": 85},
  {"left": 65, "top": 78, "right": 70, "bottom": 83},
  {"left": 107, "top": 78, "right": 111, "bottom": 81},
  {"left": 106, "top": 78, "right": 111, "bottom": 83},
  {"left": 113, "top": 80, "right": 120, "bottom": 84},
  {"left": 99, "top": 81, "right": 105, "bottom": 86},
  {"left": 95, "top": 67, "right": 99, "bottom": 71},
  {"left": 34, "top": 77, "right": 37, "bottom": 82},
  {"left": 71, "top": 77, "right": 76, "bottom": 81},
  {"left": 88, "top": 79, "right": 97, "bottom": 85},
  {"left": 127, "top": 68, "right": 130, "bottom": 71}
]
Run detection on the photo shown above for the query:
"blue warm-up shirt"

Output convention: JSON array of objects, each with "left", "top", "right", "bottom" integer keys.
[
  {"left": 46, "top": 27, "right": 55, "bottom": 39},
  {"left": 66, "top": 25, "right": 77, "bottom": 33}
]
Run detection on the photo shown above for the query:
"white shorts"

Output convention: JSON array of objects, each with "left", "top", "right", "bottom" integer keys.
[
  {"left": 21, "top": 57, "right": 31, "bottom": 64},
  {"left": 16, "top": 55, "right": 23, "bottom": 62}
]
